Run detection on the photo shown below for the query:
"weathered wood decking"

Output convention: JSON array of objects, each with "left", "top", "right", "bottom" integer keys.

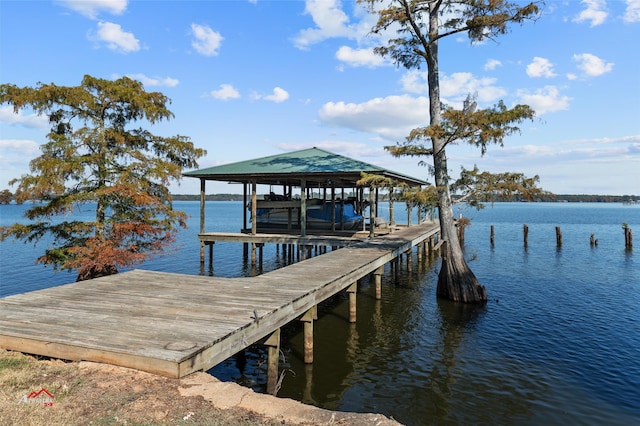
[{"left": 0, "top": 222, "right": 439, "bottom": 378}]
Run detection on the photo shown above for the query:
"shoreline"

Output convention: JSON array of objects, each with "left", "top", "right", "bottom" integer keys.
[{"left": 0, "top": 349, "right": 401, "bottom": 425}]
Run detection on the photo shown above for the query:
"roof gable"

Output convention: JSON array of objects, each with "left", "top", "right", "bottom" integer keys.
[{"left": 183, "top": 147, "right": 426, "bottom": 187}]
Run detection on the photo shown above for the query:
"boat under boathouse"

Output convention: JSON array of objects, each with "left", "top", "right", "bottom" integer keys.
[{"left": 182, "top": 147, "right": 429, "bottom": 264}]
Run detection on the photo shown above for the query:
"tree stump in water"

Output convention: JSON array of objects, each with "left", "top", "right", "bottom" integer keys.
[{"left": 624, "top": 226, "right": 633, "bottom": 249}]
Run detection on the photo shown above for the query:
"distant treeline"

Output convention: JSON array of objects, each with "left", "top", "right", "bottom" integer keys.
[
  {"left": 169, "top": 193, "right": 640, "bottom": 204},
  {"left": 171, "top": 193, "right": 245, "bottom": 201},
  {"left": 548, "top": 194, "right": 639, "bottom": 203},
  {"left": 2, "top": 191, "right": 637, "bottom": 205}
]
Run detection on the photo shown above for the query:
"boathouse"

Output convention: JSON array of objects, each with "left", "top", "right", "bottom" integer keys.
[{"left": 182, "top": 147, "right": 428, "bottom": 264}]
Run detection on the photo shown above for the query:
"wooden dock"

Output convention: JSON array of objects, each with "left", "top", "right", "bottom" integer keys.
[{"left": 0, "top": 222, "right": 440, "bottom": 381}]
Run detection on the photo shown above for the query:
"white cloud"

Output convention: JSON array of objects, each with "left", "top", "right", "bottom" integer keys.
[
  {"left": 0, "top": 106, "right": 49, "bottom": 130},
  {"left": 90, "top": 21, "right": 140, "bottom": 53},
  {"left": 335, "top": 46, "right": 385, "bottom": 68},
  {"left": 293, "top": 0, "right": 367, "bottom": 49},
  {"left": 191, "top": 23, "right": 223, "bottom": 56},
  {"left": 624, "top": 0, "right": 640, "bottom": 22},
  {"left": 126, "top": 74, "right": 179, "bottom": 87},
  {"left": 573, "top": 53, "right": 614, "bottom": 77},
  {"left": 210, "top": 84, "right": 240, "bottom": 101},
  {"left": 484, "top": 59, "right": 502, "bottom": 71},
  {"left": 0, "top": 139, "right": 40, "bottom": 158},
  {"left": 276, "top": 141, "right": 381, "bottom": 159},
  {"left": 526, "top": 57, "right": 557, "bottom": 78},
  {"left": 573, "top": 0, "right": 608, "bottom": 26},
  {"left": 516, "top": 86, "right": 571, "bottom": 115},
  {"left": 318, "top": 95, "right": 429, "bottom": 141},
  {"left": 57, "top": 0, "right": 127, "bottom": 19},
  {"left": 263, "top": 87, "right": 289, "bottom": 103},
  {"left": 402, "top": 71, "right": 506, "bottom": 106},
  {"left": 252, "top": 87, "right": 290, "bottom": 103}
]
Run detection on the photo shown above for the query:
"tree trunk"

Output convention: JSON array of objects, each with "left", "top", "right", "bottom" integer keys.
[
  {"left": 76, "top": 264, "right": 118, "bottom": 282},
  {"left": 427, "top": 3, "right": 486, "bottom": 304}
]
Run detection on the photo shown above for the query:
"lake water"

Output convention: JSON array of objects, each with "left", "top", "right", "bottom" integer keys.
[{"left": 1, "top": 201, "right": 639, "bottom": 425}]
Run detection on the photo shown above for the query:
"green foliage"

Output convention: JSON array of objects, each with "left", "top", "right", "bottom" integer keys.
[
  {"left": 0, "top": 75, "right": 207, "bottom": 280},
  {"left": 388, "top": 93, "right": 536, "bottom": 158},
  {"left": 363, "top": 0, "right": 541, "bottom": 69},
  {"left": 452, "top": 165, "right": 553, "bottom": 208},
  {"left": 0, "top": 189, "right": 12, "bottom": 204}
]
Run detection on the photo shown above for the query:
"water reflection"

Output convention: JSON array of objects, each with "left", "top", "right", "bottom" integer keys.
[{"left": 207, "top": 223, "right": 640, "bottom": 425}]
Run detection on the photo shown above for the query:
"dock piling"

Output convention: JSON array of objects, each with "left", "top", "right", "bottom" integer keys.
[
  {"left": 374, "top": 266, "right": 384, "bottom": 300},
  {"left": 347, "top": 282, "right": 357, "bottom": 323},
  {"left": 264, "top": 328, "right": 281, "bottom": 395},
  {"left": 300, "top": 306, "right": 317, "bottom": 364}
]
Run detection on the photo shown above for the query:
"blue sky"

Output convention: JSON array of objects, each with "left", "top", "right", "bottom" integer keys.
[{"left": 1, "top": 0, "right": 639, "bottom": 196}]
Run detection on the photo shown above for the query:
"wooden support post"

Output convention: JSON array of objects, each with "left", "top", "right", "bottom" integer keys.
[
  {"left": 199, "top": 178, "right": 206, "bottom": 264},
  {"left": 258, "top": 243, "right": 264, "bottom": 265},
  {"left": 523, "top": 224, "right": 529, "bottom": 248},
  {"left": 368, "top": 188, "right": 375, "bottom": 239},
  {"left": 556, "top": 226, "right": 562, "bottom": 248},
  {"left": 251, "top": 243, "right": 257, "bottom": 266},
  {"left": 264, "top": 328, "right": 280, "bottom": 395},
  {"left": 251, "top": 181, "right": 257, "bottom": 235},
  {"left": 393, "top": 258, "right": 400, "bottom": 285},
  {"left": 405, "top": 248, "right": 412, "bottom": 272},
  {"left": 347, "top": 282, "right": 357, "bottom": 323},
  {"left": 490, "top": 225, "right": 495, "bottom": 246},
  {"left": 300, "top": 306, "right": 317, "bottom": 364},
  {"left": 208, "top": 243, "right": 213, "bottom": 266},
  {"left": 374, "top": 266, "right": 384, "bottom": 300},
  {"left": 300, "top": 178, "right": 307, "bottom": 237}
]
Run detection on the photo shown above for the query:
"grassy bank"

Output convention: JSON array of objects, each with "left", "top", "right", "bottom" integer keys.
[{"left": 0, "top": 349, "right": 282, "bottom": 425}]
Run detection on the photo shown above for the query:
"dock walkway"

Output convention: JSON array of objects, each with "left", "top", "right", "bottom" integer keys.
[{"left": 0, "top": 222, "right": 439, "bottom": 379}]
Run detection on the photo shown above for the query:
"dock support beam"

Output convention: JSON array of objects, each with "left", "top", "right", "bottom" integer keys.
[
  {"left": 199, "top": 178, "right": 206, "bottom": 264},
  {"left": 347, "top": 282, "right": 357, "bottom": 323},
  {"left": 300, "top": 306, "right": 317, "bottom": 364},
  {"left": 374, "top": 266, "right": 384, "bottom": 300},
  {"left": 264, "top": 328, "right": 280, "bottom": 395}
]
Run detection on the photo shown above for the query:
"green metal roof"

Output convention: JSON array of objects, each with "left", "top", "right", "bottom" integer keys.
[{"left": 183, "top": 147, "right": 427, "bottom": 188}]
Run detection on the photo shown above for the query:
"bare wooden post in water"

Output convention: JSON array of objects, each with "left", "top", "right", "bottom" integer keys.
[
  {"left": 556, "top": 226, "right": 562, "bottom": 248},
  {"left": 490, "top": 225, "right": 495, "bottom": 246},
  {"left": 264, "top": 328, "right": 280, "bottom": 395},
  {"left": 624, "top": 225, "right": 633, "bottom": 249},
  {"left": 251, "top": 180, "right": 257, "bottom": 266},
  {"left": 524, "top": 224, "right": 529, "bottom": 248},
  {"left": 199, "top": 178, "right": 206, "bottom": 264},
  {"left": 347, "top": 282, "right": 357, "bottom": 323},
  {"left": 374, "top": 266, "right": 384, "bottom": 300},
  {"left": 300, "top": 306, "right": 317, "bottom": 364}
]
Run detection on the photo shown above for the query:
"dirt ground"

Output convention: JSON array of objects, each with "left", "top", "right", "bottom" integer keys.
[{"left": 0, "top": 349, "right": 401, "bottom": 425}]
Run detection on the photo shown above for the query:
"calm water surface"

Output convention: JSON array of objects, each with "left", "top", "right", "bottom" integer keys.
[{"left": 1, "top": 201, "right": 639, "bottom": 425}]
